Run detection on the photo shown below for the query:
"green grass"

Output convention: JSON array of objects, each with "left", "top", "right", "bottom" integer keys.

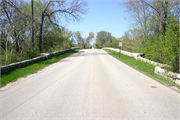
[
  {"left": 1, "top": 49, "right": 82, "bottom": 87},
  {"left": 104, "top": 49, "right": 179, "bottom": 89}
]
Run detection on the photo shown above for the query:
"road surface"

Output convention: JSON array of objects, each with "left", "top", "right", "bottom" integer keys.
[{"left": 0, "top": 49, "right": 180, "bottom": 120}]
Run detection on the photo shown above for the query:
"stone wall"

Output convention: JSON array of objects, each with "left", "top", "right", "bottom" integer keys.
[
  {"left": 1, "top": 48, "right": 78, "bottom": 74},
  {"left": 103, "top": 47, "right": 180, "bottom": 85}
]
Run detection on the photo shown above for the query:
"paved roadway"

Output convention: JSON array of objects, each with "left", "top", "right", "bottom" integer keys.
[{"left": 0, "top": 49, "right": 180, "bottom": 120}]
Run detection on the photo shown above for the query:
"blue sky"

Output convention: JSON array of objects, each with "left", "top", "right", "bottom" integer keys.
[
  {"left": 64, "top": 0, "right": 129, "bottom": 44},
  {"left": 26, "top": 0, "right": 129, "bottom": 44}
]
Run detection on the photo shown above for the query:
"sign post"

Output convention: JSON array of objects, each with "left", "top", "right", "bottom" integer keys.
[{"left": 119, "top": 42, "right": 122, "bottom": 57}]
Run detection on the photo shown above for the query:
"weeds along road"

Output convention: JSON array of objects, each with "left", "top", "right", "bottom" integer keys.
[{"left": 0, "top": 49, "right": 180, "bottom": 120}]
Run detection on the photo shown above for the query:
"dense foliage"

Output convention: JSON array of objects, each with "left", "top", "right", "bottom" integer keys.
[
  {"left": 93, "top": 31, "right": 120, "bottom": 49},
  {"left": 1, "top": 0, "right": 87, "bottom": 66},
  {"left": 121, "top": 0, "right": 180, "bottom": 73}
]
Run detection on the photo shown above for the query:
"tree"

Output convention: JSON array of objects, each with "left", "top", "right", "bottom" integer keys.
[
  {"left": 83, "top": 32, "right": 94, "bottom": 48},
  {"left": 111, "top": 38, "right": 120, "bottom": 48},
  {"left": 120, "top": 0, "right": 180, "bottom": 72},
  {"left": 74, "top": 31, "right": 94, "bottom": 49},
  {"left": 38, "top": 0, "right": 88, "bottom": 52},
  {"left": 120, "top": 0, "right": 180, "bottom": 37},
  {"left": 163, "top": 14, "right": 179, "bottom": 72},
  {"left": 95, "top": 31, "right": 112, "bottom": 48},
  {"left": 1, "top": 0, "right": 33, "bottom": 64},
  {"left": 0, "top": 0, "right": 88, "bottom": 66},
  {"left": 118, "top": 31, "right": 134, "bottom": 52},
  {"left": 74, "top": 31, "right": 83, "bottom": 48},
  {"left": 61, "top": 28, "right": 73, "bottom": 49}
]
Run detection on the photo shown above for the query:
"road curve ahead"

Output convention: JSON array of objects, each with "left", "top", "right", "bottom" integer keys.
[{"left": 1, "top": 49, "right": 180, "bottom": 120}]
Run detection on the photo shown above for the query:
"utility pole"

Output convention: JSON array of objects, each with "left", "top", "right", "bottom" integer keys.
[{"left": 31, "top": 0, "right": 34, "bottom": 47}]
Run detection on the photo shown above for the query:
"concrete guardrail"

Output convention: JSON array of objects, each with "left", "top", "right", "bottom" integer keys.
[
  {"left": 1, "top": 48, "right": 78, "bottom": 74},
  {"left": 103, "top": 47, "right": 180, "bottom": 85}
]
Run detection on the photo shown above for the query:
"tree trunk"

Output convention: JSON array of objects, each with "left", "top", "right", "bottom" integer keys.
[
  {"left": 13, "top": 31, "right": 20, "bottom": 53},
  {"left": 39, "top": 13, "right": 44, "bottom": 52},
  {"left": 163, "top": 1, "right": 168, "bottom": 35},
  {"left": 5, "top": 34, "right": 9, "bottom": 65},
  {"left": 31, "top": 0, "right": 34, "bottom": 47}
]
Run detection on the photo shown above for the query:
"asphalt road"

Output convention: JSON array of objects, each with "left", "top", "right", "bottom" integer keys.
[{"left": 0, "top": 49, "right": 180, "bottom": 120}]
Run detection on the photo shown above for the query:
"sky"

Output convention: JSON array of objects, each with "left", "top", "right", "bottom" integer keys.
[
  {"left": 26, "top": 0, "right": 130, "bottom": 45},
  {"left": 63, "top": 0, "right": 130, "bottom": 44}
]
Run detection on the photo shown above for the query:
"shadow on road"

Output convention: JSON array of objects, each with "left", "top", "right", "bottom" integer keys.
[{"left": 70, "top": 49, "right": 109, "bottom": 57}]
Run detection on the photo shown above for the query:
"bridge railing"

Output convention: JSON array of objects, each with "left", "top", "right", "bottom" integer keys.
[{"left": 1, "top": 48, "right": 79, "bottom": 74}]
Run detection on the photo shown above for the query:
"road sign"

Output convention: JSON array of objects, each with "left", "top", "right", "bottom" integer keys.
[{"left": 119, "top": 42, "right": 122, "bottom": 57}]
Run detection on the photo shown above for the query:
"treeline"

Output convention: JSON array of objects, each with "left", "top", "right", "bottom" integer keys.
[
  {"left": 94, "top": 0, "right": 179, "bottom": 73},
  {"left": 0, "top": 0, "right": 87, "bottom": 66},
  {"left": 93, "top": 31, "right": 134, "bottom": 52},
  {"left": 73, "top": 31, "right": 94, "bottom": 49}
]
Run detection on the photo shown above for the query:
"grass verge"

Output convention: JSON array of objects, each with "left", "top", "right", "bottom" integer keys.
[
  {"left": 104, "top": 49, "right": 180, "bottom": 89},
  {"left": 1, "top": 49, "right": 82, "bottom": 87}
]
